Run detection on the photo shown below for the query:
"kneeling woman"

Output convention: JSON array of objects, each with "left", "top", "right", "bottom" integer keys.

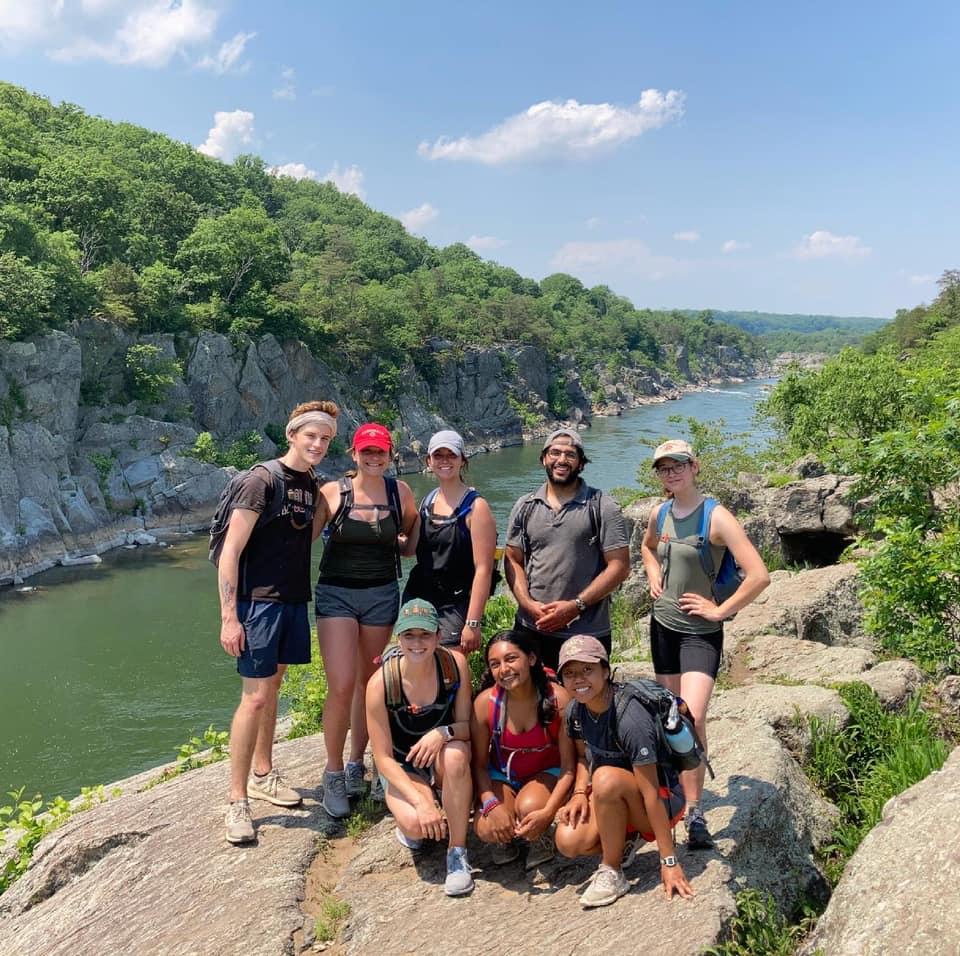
[
  {"left": 471, "top": 630, "right": 575, "bottom": 869},
  {"left": 366, "top": 598, "right": 476, "bottom": 897},
  {"left": 555, "top": 636, "right": 694, "bottom": 909}
]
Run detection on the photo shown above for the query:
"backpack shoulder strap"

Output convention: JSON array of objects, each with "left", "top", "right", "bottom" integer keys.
[
  {"left": 329, "top": 476, "right": 354, "bottom": 533},
  {"left": 655, "top": 499, "right": 674, "bottom": 535},
  {"left": 386, "top": 477, "right": 403, "bottom": 577},
  {"left": 382, "top": 650, "right": 404, "bottom": 710},
  {"left": 517, "top": 492, "right": 539, "bottom": 560},
  {"left": 419, "top": 486, "right": 440, "bottom": 519},
  {"left": 436, "top": 645, "right": 460, "bottom": 697},
  {"left": 252, "top": 459, "right": 288, "bottom": 524},
  {"left": 585, "top": 485, "right": 603, "bottom": 547},
  {"left": 455, "top": 488, "right": 480, "bottom": 535},
  {"left": 697, "top": 497, "right": 720, "bottom": 581}
]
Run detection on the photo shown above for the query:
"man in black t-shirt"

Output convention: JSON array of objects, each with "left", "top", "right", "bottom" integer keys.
[{"left": 219, "top": 401, "right": 337, "bottom": 845}]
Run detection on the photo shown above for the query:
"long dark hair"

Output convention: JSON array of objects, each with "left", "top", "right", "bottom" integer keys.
[{"left": 481, "top": 629, "right": 558, "bottom": 728}]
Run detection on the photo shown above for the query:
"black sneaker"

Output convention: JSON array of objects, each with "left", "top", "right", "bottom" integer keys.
[{"left": 686, "top": 808, "right": 714, "bottom": 849}]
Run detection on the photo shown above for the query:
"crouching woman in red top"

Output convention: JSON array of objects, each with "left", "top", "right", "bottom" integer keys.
[{"left": 471, "top": 630, "right": 575, "bottom": 869}]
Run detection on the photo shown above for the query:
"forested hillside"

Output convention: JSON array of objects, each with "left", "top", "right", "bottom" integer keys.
[
  {"left": 711, "top": 310, "right": 888, "bottom": 354},
  {"left": 0, "top": 81, "right": 759, "bottom": 407}
]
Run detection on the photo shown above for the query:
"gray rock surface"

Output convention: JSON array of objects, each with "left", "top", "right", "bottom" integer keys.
[
  {"left": 730, "top": 633, "right": 875, "bottom": 686},
  {"left": 800, "top": 747, "right": 960, "bottom": 956}
]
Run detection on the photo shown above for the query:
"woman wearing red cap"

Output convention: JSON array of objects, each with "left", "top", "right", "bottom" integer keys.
[
  {"left": 640, "top": 439, "right": 769, "bottom": 849},
  {"left": 315, "top": 423, "right": 417, "bottom": 818}
]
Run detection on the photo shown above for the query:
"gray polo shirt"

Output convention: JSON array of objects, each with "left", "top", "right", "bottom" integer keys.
[{"left": 506, "top": 480, "right": 629, "bottom": 638}]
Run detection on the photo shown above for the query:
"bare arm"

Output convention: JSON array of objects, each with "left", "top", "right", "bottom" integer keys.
[
  {"left": 504, "top": 543, "right": 544, "bottom": 621},
  {"left": 633, "top": 764, "right": 694, "bottom": 900},
  {"left": 365, "top": 672, "right": 426, "bottom": 806},
  {"left": 217, "top": 508, "right": 258, "bottom": 657},
  {"left": 557, "top": 738, "right": 591, "bottom": 828},
  {"left": 311, "top": 492, "right": 330, "bottom": 543},
  {"left": 470, "top": 690, "right": 496, "bottom": 802},
  {"left": 641, "top": 503, "right": 667, "bottom": 599},
  {"left": 461, "top": 498, "right": 497, "bottom": 653},
  {"left": 536, "top": 546, "right": 631, "bottom": 633}
]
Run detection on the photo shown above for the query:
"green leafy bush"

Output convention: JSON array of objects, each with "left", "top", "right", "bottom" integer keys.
[
  {"left": 282, "top": 636, "right": 329, "bottom": 739},
  {"left": 704, "top": 889, "right": 820, "bottom": 956},
  {"left": 124, "top": 343, "right": 182, "bottom": 404}
]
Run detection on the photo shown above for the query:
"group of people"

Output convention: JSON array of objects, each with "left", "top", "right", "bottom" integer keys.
[{"left": 214, "top": 401, "right": 770, "bottom": 907}]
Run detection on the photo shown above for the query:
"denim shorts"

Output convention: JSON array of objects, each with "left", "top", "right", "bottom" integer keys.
[
  {"left": 315, "top": 580, "right": 400, "bottom": 627},
  {"left": 236, "top": 600, "right": 311, "bottom": 679}
]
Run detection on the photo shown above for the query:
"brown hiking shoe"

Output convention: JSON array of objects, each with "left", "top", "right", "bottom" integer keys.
[
  {"left": 247, "top": 768, "right": 302, "bottom": 807},
  {"left": 225, "top": 798, "right": 255, "bottom": 844}
]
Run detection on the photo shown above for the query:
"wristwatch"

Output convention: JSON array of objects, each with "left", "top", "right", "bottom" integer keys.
[
  {"left": 439, "top": 725, "right": 454, "bottom": 741},
  {"left": 465, "top": 619, "right": 482, "bottom": 629},
  {"left": 660, "top": 855, "right": 678, "bottom": 867},
  {"left": 573, "top": 596, "right": 587, "bottom": 613}
]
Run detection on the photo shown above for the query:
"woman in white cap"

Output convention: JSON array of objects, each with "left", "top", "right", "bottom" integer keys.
[
  {"left": 402, "top": 429, "right": 497, "bottom": 659},
  {"left": 640, "top": 439, "right": 769, "bottom": 850}
]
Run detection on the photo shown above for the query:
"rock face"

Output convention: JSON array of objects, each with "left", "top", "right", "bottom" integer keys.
[{"left": 800, "top": 748, "right": 960, "bottom": 956}]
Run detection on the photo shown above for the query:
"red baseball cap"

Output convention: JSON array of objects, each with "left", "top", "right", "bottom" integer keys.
[{"left": 352, "top": 423, "right": 392, "bottom": 452}]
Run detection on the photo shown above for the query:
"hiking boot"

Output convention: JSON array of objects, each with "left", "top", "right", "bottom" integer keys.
[
  {"left": 621, "top": 832, "right": 646, "bottom": 869},
  {"left": 225, "top": 798, "right": 255, "bottom": 844},
  {"left": 686, "top": 807, "right": 714, "bottom": 849},
  {"left": 321, "top": 770, "right": 351, "bottom": 818},
  {"left": 395, "top": 826, "right": 423, "bottom": 851},
  {"left": 490, "top": 840, "right": 520, "bottom": 865},
  {"left": 524, "top": 829, "right": 556, "bottom": 870},
  {"left": 345, "top": 761, "right": 367, "bottom": 797},
  {"left": 445, "top": 846, "right": 476, "bottom": 896},
  {"left": 247, "top": 768, "right": 302, "bottom": 807},
  {"left": 581, "top": 864, "right": 629, "bottom": 908}
]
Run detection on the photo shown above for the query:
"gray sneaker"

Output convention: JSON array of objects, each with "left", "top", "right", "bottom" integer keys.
[
  {"left": 247, "top": 768, "right": 302, "bottom": 807},
  {"left": 621, "top": 832, "right": 646, "bottom": 869},
  {"left": 491, "top": 840, "right": 520, "bottom": 865},
  {"left": 345, "top": 761, "right": 367, "bottom": 797},
  {"left": 322, "top": 770, "right": 351, "bottom": 818},
  {"left": 444, "top": 846, "right": 476, "bottom": 896},
  {"left": 524, "top": 829, "right": 555, "bottom": 870},
  {"left": 581, "top": 864, "right": 629, "bottom": 908},
  {"left": 225, "top": 798, "right": 255, "bottom": 844},
  {"left": 686, "top": 807, "right": 714, "bottom": 849}
]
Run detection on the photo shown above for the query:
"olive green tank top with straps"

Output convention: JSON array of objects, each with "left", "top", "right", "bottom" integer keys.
[{"left": 653, "top": 501, "right": 726, "bottom": 635}]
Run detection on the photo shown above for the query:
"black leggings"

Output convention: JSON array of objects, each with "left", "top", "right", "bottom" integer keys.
[{"left": 650, "top": 616, "right": 723, "bottom": 680}]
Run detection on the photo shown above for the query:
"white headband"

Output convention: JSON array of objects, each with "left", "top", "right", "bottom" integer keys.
[{"left": 286, "top": 411, "right": 337, "bottom": 440}]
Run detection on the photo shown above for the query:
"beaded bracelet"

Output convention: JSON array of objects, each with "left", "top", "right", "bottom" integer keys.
[{"left": 480, "top": 797, "right": 501, "bottom": 817}]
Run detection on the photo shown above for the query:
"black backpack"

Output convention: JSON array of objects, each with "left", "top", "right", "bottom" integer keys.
[{"left": 208, "top": 460, "right": 305, "bottom": 566}]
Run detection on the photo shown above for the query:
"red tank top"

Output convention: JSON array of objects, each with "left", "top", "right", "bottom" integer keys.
[{"left": 488, "top": 686, "right": 562, "bottom": 784}]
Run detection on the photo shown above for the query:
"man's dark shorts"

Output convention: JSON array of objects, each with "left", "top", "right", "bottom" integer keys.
[
  {"left": 237, "top": 600, "right": 311, "bottom": 678},
  {"left": 512, "top": 619, "right": 612, "bottom": 674}
]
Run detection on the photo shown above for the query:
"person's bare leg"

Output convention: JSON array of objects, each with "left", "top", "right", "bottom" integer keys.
[
  {"left": 317, "top": 617, "right": 360, "bottom": 772},
  {"left": 229, "top": 677, "right": 272, "bottom": 800},
  {"left": 251, "top": 665, "right": 286, "bottom": 775},
  {"left": 436, "top": 743, "right": 472, "bottom": 847},
  {"left": 678, "top": 671, "right": 715, "bottom": 805},
  {"left": 348, "top": 623, "right": 392, "bottom": 763}
]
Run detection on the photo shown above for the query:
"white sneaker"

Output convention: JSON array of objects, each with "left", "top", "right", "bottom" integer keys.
[
  {"left": 444, "top": 846, "right": 476, "bottom": 896},
  {"left": 581, "top": 864, "right": 629, "bottom": 908}
]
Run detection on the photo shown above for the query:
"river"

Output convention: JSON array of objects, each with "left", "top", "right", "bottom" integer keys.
[{"left": 0, "top": 380, "right": 773, "bottom": 799}]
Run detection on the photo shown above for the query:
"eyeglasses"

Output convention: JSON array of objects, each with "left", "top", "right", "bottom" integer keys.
[
  {"left": 656, "top": 461, "right": 690, "bottom": 477},
  {"left": 545, "top": 449, "right": 579, "bottom": 462}
]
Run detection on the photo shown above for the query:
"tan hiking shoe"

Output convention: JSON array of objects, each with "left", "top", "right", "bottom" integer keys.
[
  {"left": 247, "top": 768, "right": 302, "bottom": 807},
  {"left": 225, "top": 798, "right": 255, "bottom": 844}
]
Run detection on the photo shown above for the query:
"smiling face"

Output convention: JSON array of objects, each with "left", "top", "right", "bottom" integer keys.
[
  {"left": 654, "top": 456, "right": 699, "bottom": 494},
  {"left": 560, "top": 659, "right": 609, "bottom": 711},
  {"left": 426, "top": 447, "right": 463, "bottom": 482},
  {"left": 486, "top": 639, "right": 536, "bottom": 692},
  {"left": 352, "top": 444, "right": 391, "bottom": 476},
  {"left": 288, "top": 423, "right": 333, "bottom": 468},
  {"left": 541, "top": 439, "right": 583, "bottom": 487},
  {"left": 398, "top": 627, "right": 440, "bottom": 661}
]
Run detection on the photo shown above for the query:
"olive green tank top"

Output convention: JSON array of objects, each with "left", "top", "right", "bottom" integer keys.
[{"left": 653, "top": 501, "right": 726, "bottom": 635}]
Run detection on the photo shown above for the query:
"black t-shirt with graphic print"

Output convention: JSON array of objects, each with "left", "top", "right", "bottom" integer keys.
[
  {"left": 232, "top": 462, "right": 318, "bottom": 604},
  {"left": 566, "top": 684, "right": 668, "bottom": 773}
]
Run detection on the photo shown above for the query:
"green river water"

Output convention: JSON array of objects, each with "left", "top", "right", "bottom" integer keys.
[{"left": 0, "top": 381, "right": 772, "bottom": 799}]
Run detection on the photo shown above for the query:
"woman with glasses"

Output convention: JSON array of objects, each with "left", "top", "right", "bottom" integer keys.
[{"left": 640, "top": 439, "right": 769, "bottom": 850}]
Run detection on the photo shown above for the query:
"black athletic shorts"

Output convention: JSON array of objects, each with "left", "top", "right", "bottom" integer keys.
[
  {"left": 512, "top": 619, "right": 612, "bottom": 675},
  {"left": 649, "top": 616, "right": 723, "bottom": 680}
]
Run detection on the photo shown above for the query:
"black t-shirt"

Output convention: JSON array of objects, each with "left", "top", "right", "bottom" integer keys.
[
  {"left": 233, "top": 463, "right": 317, "bottom": 603},
  {"left": 566, "top": 684, "right": 667, "bottom": 773}
]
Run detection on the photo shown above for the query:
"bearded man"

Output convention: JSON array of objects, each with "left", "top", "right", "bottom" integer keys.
[{"left": 503, "top": 428, "right": 630, "bottom": 672}]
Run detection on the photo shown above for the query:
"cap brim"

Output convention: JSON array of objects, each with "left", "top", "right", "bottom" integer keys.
[
  {"left": 559, "top": 654, "right": 606, "bottom": 667},
  {"left": 653, "top": 453, "right": 693, "bottom": 467}
]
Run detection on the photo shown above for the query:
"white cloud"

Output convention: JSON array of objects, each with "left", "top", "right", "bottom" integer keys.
[
  {"left": 466, "top": 235, "right": 508, "bottom": 252},
  {"left": 269, "top": 162, "right": 318, "bottom": 180},
  {"left": 0, "top": 0, "right": 63, "bottom": 45},
  {"left": 198, "top": 30, "right": 254, "bottom": 74},
  {"left": 196, "top": 109, "right": 255, "bottom": 161},
  {"left": 908, "top": 273, "right": 936, "bottom": 285},
  {"left": 323, "top": 163, "right": 365, "bottom": 199},
  {"left": 273, "top": 65, "right": 296, "bottom": 100},
  {"left": 418, "top": 90, "right": 684, "bottom": 165},
  {"left": 722, "top": 239, "right": 751, "bottom": 254},
  {"left": 551, "top": 239, "right": 681, "bottom": 281},
  {"left": 585, "top": 216, "right": 602, "bottom": 231},
  {"left": 792, "top": 229, "right": 871, "bottom": 261},
  {"left": 52, "top": 0, "right": 219, "bottom": 66},
  {"left": 400, "top": 203, "right": 439, "bottom": 233},
  {"left": 673, "top": 230, "right": 700, "bottom": 242}
]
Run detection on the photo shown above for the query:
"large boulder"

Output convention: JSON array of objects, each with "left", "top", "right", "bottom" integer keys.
[{"left": 800, "top": 747, "right": 960, "bottom": 955}]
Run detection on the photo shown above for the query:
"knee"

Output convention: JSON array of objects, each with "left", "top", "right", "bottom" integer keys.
[
  {"left": 239, "top": 690, "right": 270, "bottom": 715},
  {"left": 441, "top": 743, "right": 470, "bottom": 781},
  {"left": 325, "top": 677, "right": 355, "bottom": 706},
  {"left": 515, "top": 789, "right": 546, "bottom": 820},
  {"left": 554, "top": 823, "right": 582, "bottom": 859},
  {"left": 591, "top": 766, "right": 626, "bottom": 801}
]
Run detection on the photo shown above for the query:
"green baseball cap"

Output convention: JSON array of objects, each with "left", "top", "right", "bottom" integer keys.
[{"left": 394, "top": 598, "right": 439, "bottom": 635}]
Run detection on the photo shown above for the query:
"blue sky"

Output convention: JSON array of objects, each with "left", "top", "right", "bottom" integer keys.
[{"left": 1, "top": 0, "right": 957, "bottom": 317}]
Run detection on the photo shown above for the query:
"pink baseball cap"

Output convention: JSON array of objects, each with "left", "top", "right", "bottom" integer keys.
[{"left": 352, "top": 423, "right": 392, "bottom": 452}]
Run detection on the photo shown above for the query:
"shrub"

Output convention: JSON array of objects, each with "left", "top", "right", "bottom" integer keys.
[{"left": 124, "top": 343, "right": 182, "bottom": 404}]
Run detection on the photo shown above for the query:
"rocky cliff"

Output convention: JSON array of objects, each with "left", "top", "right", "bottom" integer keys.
[{"left": 0, "top": 323, "right": 760, "bottom": 584}]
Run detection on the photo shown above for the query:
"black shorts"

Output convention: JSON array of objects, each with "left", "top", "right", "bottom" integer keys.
[
  {"left": 649, "top": 616, "right": 723, "bottom": 680},
  {"left": 512, "top": 619, "right": 612, "bottom": 674}
]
